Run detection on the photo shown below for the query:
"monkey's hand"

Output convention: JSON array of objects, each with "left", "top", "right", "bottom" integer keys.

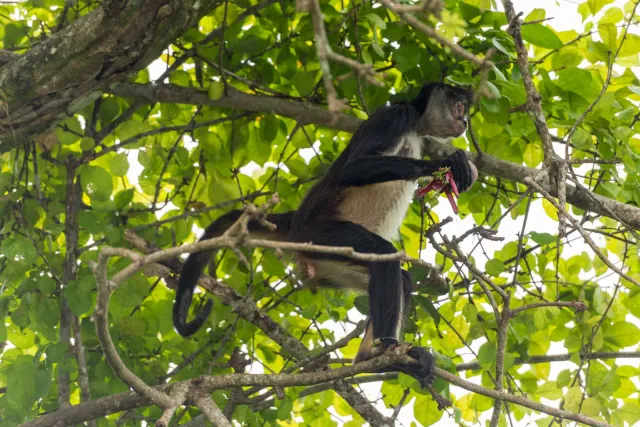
[
  {"left": 376, "top": 339, "right": 436, "bottom": 388},
  {"left": 441, "top": 150, "right": 474, "bottom": 193}
]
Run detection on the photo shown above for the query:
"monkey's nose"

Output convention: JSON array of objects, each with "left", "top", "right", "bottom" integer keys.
[{"left": 462, "top": 119, "right": 468, "bottom": 128}]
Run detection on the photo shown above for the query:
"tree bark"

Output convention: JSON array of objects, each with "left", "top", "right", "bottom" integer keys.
[
  {"left": 0, "top": 0, "right": 220, "bottom": 153},
  {"left": 111, "top": 83, "right": 640, "bottom": 228}
]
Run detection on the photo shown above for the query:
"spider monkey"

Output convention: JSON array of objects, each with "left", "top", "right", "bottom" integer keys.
[{"left": 174, "top": 82, "right": 478, "bottom": 387}]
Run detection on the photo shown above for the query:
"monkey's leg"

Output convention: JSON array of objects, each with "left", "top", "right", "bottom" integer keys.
[{"left": 292, "top": 222, "right": 435, "bottom": 386}]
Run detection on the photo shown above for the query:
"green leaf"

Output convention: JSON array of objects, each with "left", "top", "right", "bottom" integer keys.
[
  {"left": 619, "top": 34, "right": 640, "bottom": 57},
  {"left": 598, "top": 23, "right": 617, "bottom": 49},
  {"left": 520, "top": 24, "right": 563, "bottom": 49},
  {"left": 292, "top": 71, "right": 318, "bottom": 96},
  {"left": 563, "top": 386, "right": 583, "bottom": 412},
  {"left": 599, "top": 7, "right": 623, "bottom": 23},
  {"left": 413, "top": 393, "right": 443, "bottom": 426},
  {"left": 277, "top": 397, "right": 293, "bottom": 420},
  {"left": 364, "top": 13, "right": 386, "bottom": 30},
  {"left": 582, "top": 397, "right": 601, "bottom": 417},
  {"left": 260, "top": 115, "right": 279, "bottom": 143},
  {"left": 524, "top": 8, "right": 545, "bottom": 22},
  {"left": 606, "top": 321, "right": 640, "bottom": 346},
  {"left": 117, "top": 120, "right": 151, "bottom": 141},
  {"left": 208, "top": 81, "right": 225, "bottom": 100},
  {"left": 2, "top": 235, "right": 37, "bottom": 264},
  {"left": 80, "top": 166, "right": 113, "bottom": 201},
  {"left": 523, "top": 142, "right": 543, "bottom": 167},
  {"left": 99, "top": 97, "right": 121, "bottom": 123},
  {"left": 64, "top": 276, "right": 96, "bottom": 317},
  {"left": 114, "top": 188, "right": 135, "bottom": 209},
  {"left": 6, "top": 358, "right": 38, "bottom": 415},
  {"left": 588, "top": 0, "right": 614, "bottom": 15},
  {"left": 477, "top": 341, "right": 497, "bottom": 368},
  {"left": 117, "top": 317, "right": 147, "bottom": 335},
  {"left": 557, "top": 67, "right": 592, "bottom": 93},
  {"left": 529, "top": 232, "right": 555, "bottom": 245},
  {"left": 485, "top": 259, "right": 505, "bottom": 276},
  {"left": 491, "top": 38, "right": 514, "bottom": 58},
  {"left": 354, "top": 295, "right": 369, "bottom": 315},
  {"left": 110, "top": 153, "right": 130, "bottom": 177},
  {"left": 618, "top": 402, "right": 640, "bottom": 425},
  {"left": 414, "top": 295, "right": 441, "bottom": 325},
  {"left": 80, "top": 137, "right": 95, "bottom": 151}
]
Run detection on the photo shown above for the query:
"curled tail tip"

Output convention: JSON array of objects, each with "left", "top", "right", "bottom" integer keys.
[{"left": 173, "top": 299, "right": 214, "bottom": 337}]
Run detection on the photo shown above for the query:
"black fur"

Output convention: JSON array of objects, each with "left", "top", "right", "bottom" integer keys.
[
  {"left": 173, "top": 82, "right": 475, "bottom": 387},
  {"left": 173, "top": 211, "right": 293, "bottom": 337}
]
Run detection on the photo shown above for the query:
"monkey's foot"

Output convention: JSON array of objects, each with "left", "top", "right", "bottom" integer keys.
[
  {"left": 392, "top": 345, "right": 436, "bottom": 388},
  {"left": 375, "top": 341, "right": 435, "bottom": 388}
]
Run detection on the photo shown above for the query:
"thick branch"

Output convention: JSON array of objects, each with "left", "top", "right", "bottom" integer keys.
[
  {"left": 0, "top": 0, "right": 220, "bottom": 153},
  {"left": 22, "top": 349, "right": 639, "bottom": 427},
  {"left": 112, "top": 83, "right": 640, "bottom": 228}
]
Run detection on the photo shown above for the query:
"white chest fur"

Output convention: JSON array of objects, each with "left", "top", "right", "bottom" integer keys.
[{"left": 337, "top": 133, "right": 422, "bottom": 241}]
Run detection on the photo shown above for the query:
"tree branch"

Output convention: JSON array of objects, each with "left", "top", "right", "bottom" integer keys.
[
  {"left": 524, "top": 177, "right": 639, "bottom": 288},
  {"left": 110, "top": 83, "right": 640, "bottom": 228},
  {"left": 502, "top": 0, "right": 555, "bottom": 165},
  {"left": 0, "top": 0, "right": 220, "bottom": 153}
]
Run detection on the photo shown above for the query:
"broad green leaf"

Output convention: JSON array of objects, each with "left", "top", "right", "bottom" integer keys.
[
  {"left": 606, "top": 321, "right": 640, "bottom": 346},
  {"left": 524, "top": 8, "right": 545, "bottom": 21},
  {"left": 1, "top": 235, "right": 37, "bottom": 264},
  {"left": 114, "top": 188, "right": 135, "bottom": 209},
  {"left": 260, "top": 115, "right": 279, "bottom": 143},
  {"left": 414, "top": 393, "right": 443, "bottom": 425},
  {"left": 521, "top": 24, "right": 563, "bottom": 49},
  {"left": 353, "top": 295, "right": 369, "bottom": 315},
  {"left": 485, "top": 259, "right": 505, "bottom": 276},
  {"left": 292, "top": 71, "right": 318, "bottom": 96},
  {"left": 414, "top": 295, "right": 441, "bottom": 325},
  {"left": 80, "top": 137, "right": 95, "bottom": 151},
  {"left": 599, "top": 7, "right": 623, "bottom": 23},
  {"left": 477, "top": 341, "right": 497, "bottom": 368},
  {"left": 110, "top": 153, "right": 130, "bottom": 176},
  {"left": 618, "top": 402, "right": 640, "bottom": 425},
  {"left": 619, "top": 34, "right": 640, "bottom": 57},
  {"left": 64, "top": 276, "right": 96, "bottom": 317},
  {"left": 80, "top": 166, "right": 113, "bottom": 201},
  {"left": 541, "top": 198, "right": 559, "bottom": 221},
  {"left": 563, "top": 386, "right": 583, "bottom": 412},
  {"left": 529, "top": 232, "right": 555, "bottom": 245},
  {"left": 208, "top": 81, "right": 225, "bottom": 100}
]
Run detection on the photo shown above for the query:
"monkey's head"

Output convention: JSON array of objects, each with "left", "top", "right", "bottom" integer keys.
[{"left": 410, "top": 83, "right": 473, "bottom": 141}]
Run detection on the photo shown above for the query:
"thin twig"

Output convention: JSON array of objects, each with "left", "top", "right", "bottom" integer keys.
[{"left": 524, "top": 177, "right": 639, "bottom": 288}]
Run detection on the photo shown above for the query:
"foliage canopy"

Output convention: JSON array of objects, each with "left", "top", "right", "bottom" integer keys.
[{"left": 0, "top": 0, "right": 639, "bottom": 425}]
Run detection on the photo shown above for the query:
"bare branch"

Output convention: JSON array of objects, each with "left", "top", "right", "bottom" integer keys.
[
  {"left": 193, "top": 395, "right": 232, "bottom": 427},
  {"left": 380, "top": 0, "right": 487, "bottom": 67},
  {"left": 502, "top": 0, "right": 555, "bottom": 165},
  {"left": 511, "top": 301, "right": 587, "bottom": 316},
  {"left": 524, "top": 177, "right": 640, "bottom": 288},
  {"left": 436, "top": 368, "right": 611, "bottom": 427}
]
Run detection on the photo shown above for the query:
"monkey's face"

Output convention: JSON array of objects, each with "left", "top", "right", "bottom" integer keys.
[{"left": 414, "top": 84, "right": 472, "bottom": 141}]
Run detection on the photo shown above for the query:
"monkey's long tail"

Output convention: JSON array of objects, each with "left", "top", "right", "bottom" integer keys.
[{"left": 173, "top": 210, "right": 294, "bottom": 337}]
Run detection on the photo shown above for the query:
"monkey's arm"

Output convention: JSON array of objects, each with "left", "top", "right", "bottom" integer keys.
[{"left": 339, "top": 150, "right": 473, "bottom": 191}]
